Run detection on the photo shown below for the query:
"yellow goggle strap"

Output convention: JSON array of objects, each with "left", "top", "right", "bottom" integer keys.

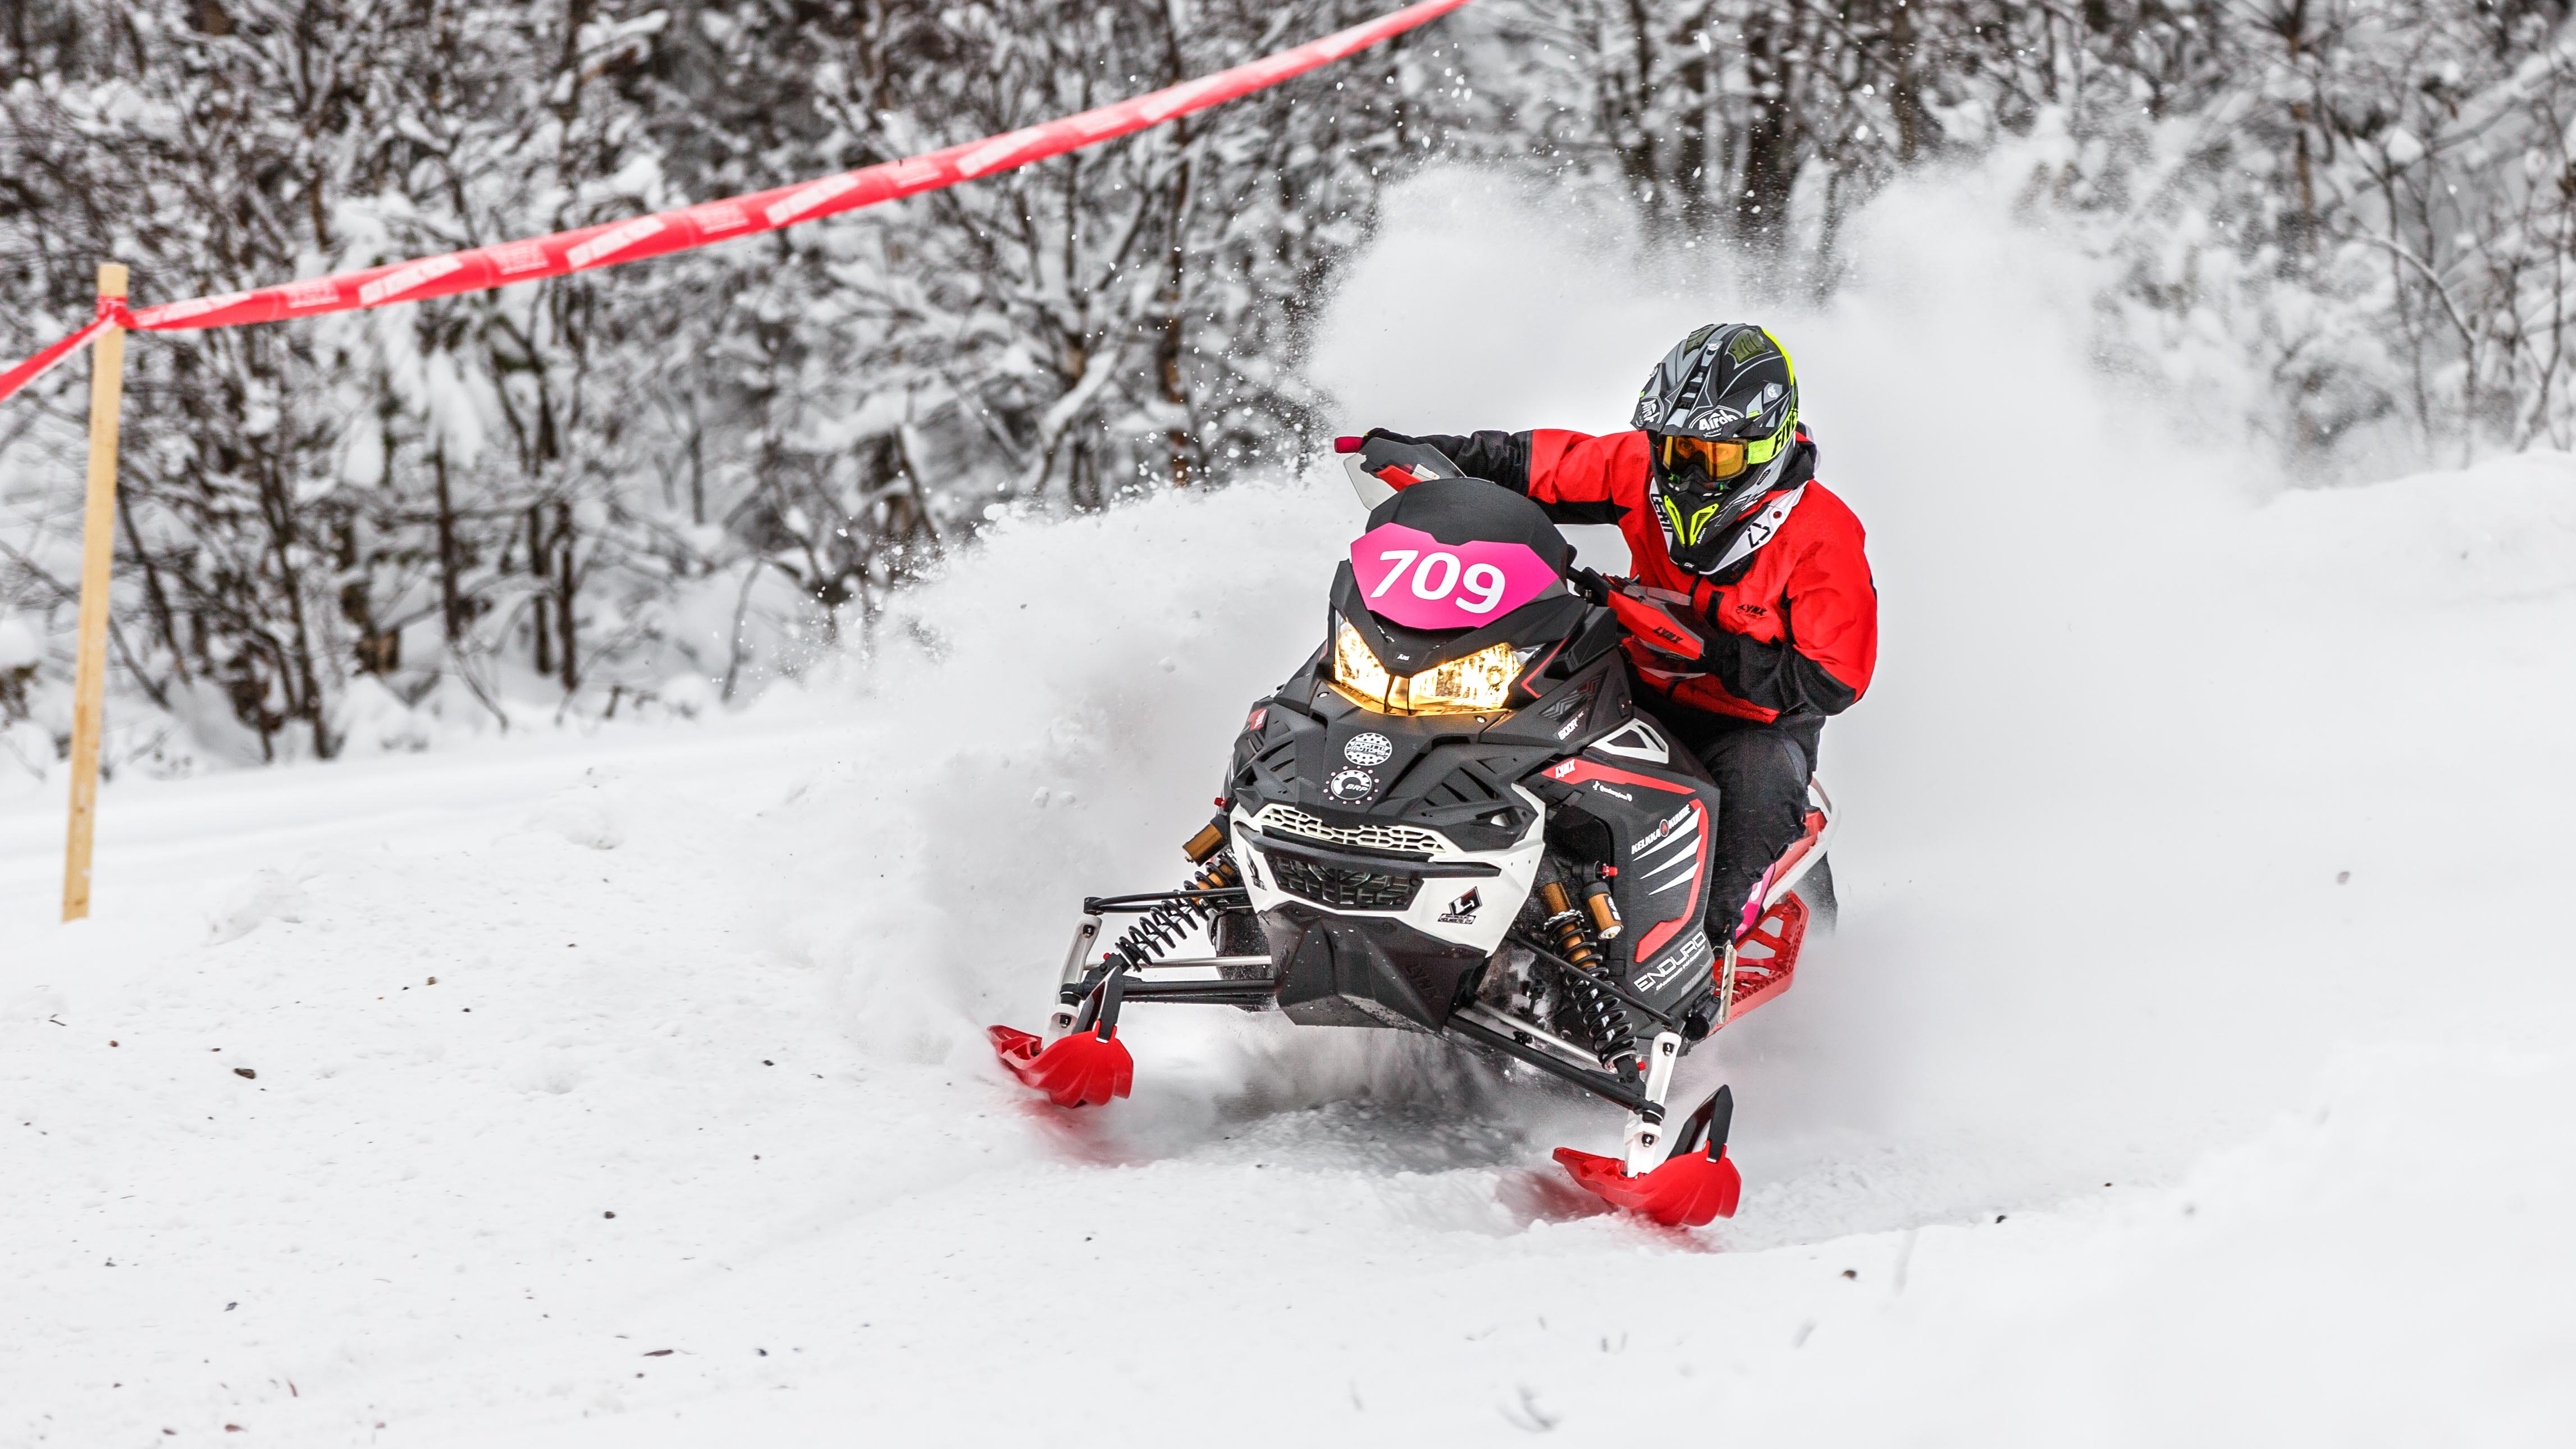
[{"left": 1744, "top": 411, "right": 1793, "bottom": 465}]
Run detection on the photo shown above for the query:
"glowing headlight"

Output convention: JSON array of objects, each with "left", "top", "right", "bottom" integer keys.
[
  {"left": 1332, "top": 619, "right": 1525, "bottom": 716},
  {"left": 1406, "top": 640, "right": 1526, "bottom": 712},
  {"left": 1333, "top": 620, "right": 1397, "bottom": 705}
]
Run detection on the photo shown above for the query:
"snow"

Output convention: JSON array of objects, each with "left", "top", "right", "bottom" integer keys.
[
  {"left": 0, "top": 611, "right": 39, "bottom": 671},
  {"left": 6, "top": 174, "right": 2576, "bottom": 1445}
]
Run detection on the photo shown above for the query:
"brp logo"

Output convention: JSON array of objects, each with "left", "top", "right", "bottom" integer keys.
[
  {"left": 1342, "top": 732, "right": 1394, "bottom": 766},
  {"left": 1326, "top": 769, "right": 1377, "bottom": 803}
]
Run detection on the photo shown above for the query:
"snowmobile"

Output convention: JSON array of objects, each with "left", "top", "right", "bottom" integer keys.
[{"left": 987, "top": 434, "right": 1836, "bottom": 1226}]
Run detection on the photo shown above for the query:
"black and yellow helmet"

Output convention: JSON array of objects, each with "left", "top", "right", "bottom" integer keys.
[{"left": 1632, "top": 323, "right": 1801, "bottom": 569}]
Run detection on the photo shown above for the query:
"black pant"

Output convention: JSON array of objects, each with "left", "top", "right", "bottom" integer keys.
[{"left": 1674, "top": 716, "right": 1819, "bottom": 941}]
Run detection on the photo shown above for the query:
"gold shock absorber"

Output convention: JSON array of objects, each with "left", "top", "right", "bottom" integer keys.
[
  {"left": 1183, "top": 819, "right": 1228, "bottom": 864},
  {"left": 1186, "top": 815, "right": 1241, "bottom": 898},
  {"left": 1538, "top": 881, "right": 1601, "bottom": 971},
  {"left": 1540, "top": 878, "right": 1636, "bottom": 1068},
  {"left": 1581, "top": 875, "right": 1623, "bottom": 940}
]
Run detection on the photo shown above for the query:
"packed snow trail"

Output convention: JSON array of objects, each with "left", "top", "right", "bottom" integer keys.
[{"left": 6, "top": 173, "right": 2574, "bottom": 1445}]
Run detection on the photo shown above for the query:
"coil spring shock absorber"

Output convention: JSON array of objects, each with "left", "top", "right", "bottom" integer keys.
[
  {"left": 1109, "top": 816, "right": 1243, "bottom": 967},
  {"left": 1538, "top": 877, "right": 1637, "bottom": 1069}
]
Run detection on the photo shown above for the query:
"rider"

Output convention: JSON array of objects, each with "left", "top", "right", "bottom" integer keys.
[{"left": 1367, "top": 322, "right": 1877, "bottom": 946}]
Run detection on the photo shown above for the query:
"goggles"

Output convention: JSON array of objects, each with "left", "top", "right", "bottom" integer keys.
[{"left": 1660, "top": 434, "right": 1749, "bottom": 481}]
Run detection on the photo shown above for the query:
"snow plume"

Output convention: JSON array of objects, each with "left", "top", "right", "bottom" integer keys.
[{"left": 781, "top": 157, "right": 2576, "bottom": 1215}]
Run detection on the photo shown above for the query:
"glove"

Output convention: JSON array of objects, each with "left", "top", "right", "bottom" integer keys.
[
  {"left": 1349, "top": 429, "right": 1529, "bottom": 492},
  {"left": 1565, "top": 567, "right": 1653, "bottom": 604},
  {"left": 1334, "top": 429, "right": 1422, "bottom": 454}
]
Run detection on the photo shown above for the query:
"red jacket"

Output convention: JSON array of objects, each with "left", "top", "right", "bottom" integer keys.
[{"left": 1410, "top": 426, "right": 1877, "bottom": 726}]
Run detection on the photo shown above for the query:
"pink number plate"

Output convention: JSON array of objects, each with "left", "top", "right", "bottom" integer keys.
[{"left": 1348, "top": 522, "right": 1560, "bottom": 630}]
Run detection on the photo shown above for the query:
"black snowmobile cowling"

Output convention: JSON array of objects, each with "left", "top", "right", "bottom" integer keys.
[{"left": 988, "top": 431, "right": 1843, "bottom": 1230}]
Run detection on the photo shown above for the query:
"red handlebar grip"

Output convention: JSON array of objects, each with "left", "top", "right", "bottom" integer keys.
[{"left": 1333, "top": 435, "right": 1364, "bottom": 454}]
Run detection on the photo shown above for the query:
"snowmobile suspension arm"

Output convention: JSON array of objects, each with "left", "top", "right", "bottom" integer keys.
[
  {"left": 1114, "top": 977, "right": 1277, "bottom": 1007},
  {"left": 1062, "top": 957, "right": 1280, "bottom": 1026},
  {"left": 1045, "top": 885, "right": 1255, "bottom": 1044},
  {"left": 1445, "top": 1012, "right": 1652, "bottom": 1114},
  {"left": 1081, "top": 887, "right": 1252, "bottom": 914},
  {"left": 1453, "top": 1003, "right": 1601, "bottom": 1071}
]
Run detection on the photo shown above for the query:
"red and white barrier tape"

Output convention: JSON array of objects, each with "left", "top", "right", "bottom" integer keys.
[
  {"left": 0, "top": 0, "right": 1474, "bottom": 406},
  {"left": 0, "top": 295, "right": 125, "bottom": 404}
]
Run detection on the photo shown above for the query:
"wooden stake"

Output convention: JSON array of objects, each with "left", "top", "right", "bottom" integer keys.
[{"left": 62, "top": 263, "right": 128, "bottom": 924}]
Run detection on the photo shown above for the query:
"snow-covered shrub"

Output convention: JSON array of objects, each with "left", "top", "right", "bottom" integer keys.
[{"left": 0, "top": 612, "right": 37, "bottom": 723}]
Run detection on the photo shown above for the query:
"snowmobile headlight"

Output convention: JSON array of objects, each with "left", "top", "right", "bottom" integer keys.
[
  {"left": 1401, "top": 639, "right": 1527, "bottom": 713},
  {"left": 1333, "top": 620, "right": 1399, "bottom": 706},
  {"left": 1333, "top": 619, "right": 1525, "bottom": 716}
]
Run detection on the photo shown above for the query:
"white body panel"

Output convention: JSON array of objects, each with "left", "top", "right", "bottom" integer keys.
[{"left": 1231, "top": 789, "right": 1547, "bottom": 956}]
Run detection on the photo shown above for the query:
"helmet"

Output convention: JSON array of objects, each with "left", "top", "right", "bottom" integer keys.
[{"left": 1630, "top": 323, "right": 1801, "bottom": 571}]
